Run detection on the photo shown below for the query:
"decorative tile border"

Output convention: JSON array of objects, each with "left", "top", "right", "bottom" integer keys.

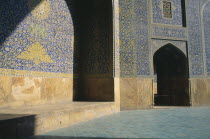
[
  {"left": 201, "top": 1, "right": 210, "bottom": 76},
  {"left": 151, "top": 24, "right": 187, "bottom": 40},
  {"left": 151, "top": 39, "right": 187, "bottom": 56},
  {"left": 113, "top": 0, "right": 120, "bottom": 77},
  {"left": 0, "top": 68, "right": 73, "bottom": 78}
]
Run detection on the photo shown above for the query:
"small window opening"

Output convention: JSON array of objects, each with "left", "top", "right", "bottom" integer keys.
[{"left": 163, "top": 1, "right": 172, "bottom": 18}]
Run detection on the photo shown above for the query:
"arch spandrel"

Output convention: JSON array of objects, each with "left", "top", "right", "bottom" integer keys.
[{"left": 151, "top": 40, "right": 187, "bottom": 56}]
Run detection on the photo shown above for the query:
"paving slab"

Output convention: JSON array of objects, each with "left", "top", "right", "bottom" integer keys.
[{"left": 29, "top": 107, "right": 210, "bottom": 139}]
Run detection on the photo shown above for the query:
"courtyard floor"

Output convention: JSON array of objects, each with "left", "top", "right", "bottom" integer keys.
[{"left": 29, "top": 107, "right": 210, "bottom": 139}]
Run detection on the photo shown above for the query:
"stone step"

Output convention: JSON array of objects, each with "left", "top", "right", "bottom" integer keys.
[{"left": 0, "top": 102, "right": 118, "bottom": 138}]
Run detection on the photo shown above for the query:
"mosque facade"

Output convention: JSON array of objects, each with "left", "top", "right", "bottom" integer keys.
[{"left": 0, "top": 0, "right": 210, "bottom": 118}]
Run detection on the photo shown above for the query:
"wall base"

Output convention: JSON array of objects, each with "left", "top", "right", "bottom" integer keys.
[
  {"left": 120, "top": 78, "right": 153, "bottom": 110},
  {"left": 0, "top": 76, "right": 73, "bottom": 108},
  {"left": 190, "top": 78, "right": 210, "bottom": 106}
]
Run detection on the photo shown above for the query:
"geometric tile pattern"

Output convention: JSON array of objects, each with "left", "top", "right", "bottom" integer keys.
[
  {"left": 84, "top": 15, "right": 112, "bottom": 75},
  {"left": 163, "top": 1, "right": 173, "bottom": 18},
  {"left": 151, "top": 40, "right": 187, "bottom": 56},
  {"left": 119, "top": 0, "right": 150, "bottom": 77},
  {"left": 186, "top": 0, "right": 204, "bottom": 77},
  {"left": 203, "top": 1, "right": 210, "bottom": 76},
  {"left": 134, "top": 0, "right": 150, "bottom": 76},
  {"left": 152, "top": 0, "right": 183, "bottom": 26},
  {"left": 152, "top": 25, "right": 187, "bottom": 40},
  {"left": 0, "top": 0, "right": 74, "bottom": 77},
  {"left": 0, "top": 0, "right": 208, "bottom": 79},
  {"left": 119, "top": 0, "right": 136, "bottom": 77}
]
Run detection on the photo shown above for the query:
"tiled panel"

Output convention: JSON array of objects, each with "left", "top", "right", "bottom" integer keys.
[
  {"left": 151, "top": 25, "right": 187, "bottom": 40},
  {"left": 0, "top": 0, "right": 74, "bottom": 77},
  {"left": 119, "top": 0, "right": 150, "bottom": 77},
  {"left": 186, "top": 0, "right": 204, "bottom": 77},
  {"left": 151, "top": 40, "right": 187, "bottom": 56},
  {"left": 203, "top": 2, "right": 210, "bottom": 76},
  {"left": 151, "top": 0, "right": 183, "bottom": 26},
  {"left": 119, "top": 0, "right": 136, "bottom": 77},
  {"left": 134, "top": 0, "right": 150, "bottom": 76}
]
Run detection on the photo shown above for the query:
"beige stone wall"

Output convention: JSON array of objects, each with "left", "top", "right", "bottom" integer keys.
[
  {"left": 120, "top": 78, "right": 153, "bottom": 110},
  {"left": 114, "top": 77, "right": 121, "bottom": 110},
  {"left": 0, "top": 76, "right": 73, "bottom": 108},
  {"left": 190, "top": 78, "right": 210, "bottom": 106}
]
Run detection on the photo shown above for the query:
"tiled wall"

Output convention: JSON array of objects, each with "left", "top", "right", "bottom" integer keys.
[
  {"left": 151, "top": 25, "right": 187, "bottom": 40},
  {"left": 151, "top": 40, "right": 187, "bottom": 56},
  {"left": 119, "top": 0, "right": 150, "bottom": 77},
  {"left": 186, "top": 0, "right": 204, "bottom": 77},
  {"left": 151, "top": 0, "right": 183, "bottom": 26},
  {"left": 1, "top": 0, "right": 209, "bottom": 79},
  {"left": 203, "top": 1, "right": 210, "bottom": 76},
  {"left": 0, "top": 0, "right": 74, "bottom": 77},
  {"left": 1, "top": 0, "right": 210, "bottom": 106}
]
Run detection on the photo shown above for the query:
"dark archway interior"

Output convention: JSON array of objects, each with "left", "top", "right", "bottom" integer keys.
[
  {"left": 153, "top": 44, "right": 190, "bottom": 106},
  {"left": 67, "top": 0, "right": 114, "bottom": 101}
]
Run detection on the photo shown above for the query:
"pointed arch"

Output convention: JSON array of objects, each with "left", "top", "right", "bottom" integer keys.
[{"left": 153, "top": 43, "right": 190, "bottom": 106}]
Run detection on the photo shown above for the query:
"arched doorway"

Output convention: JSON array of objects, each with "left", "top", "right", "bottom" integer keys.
[{"left": 153, "top": 44, "right": 190, "bottom": 106}]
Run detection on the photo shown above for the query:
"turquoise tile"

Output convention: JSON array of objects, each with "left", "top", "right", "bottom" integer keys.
[{"left": 29, "top": 107, "right": 210, "bottom": 139}]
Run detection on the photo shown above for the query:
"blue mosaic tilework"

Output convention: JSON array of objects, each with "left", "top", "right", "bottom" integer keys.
[
  {"left": 200, "top": 0, "right": 209, "bottom": 7},
  {"left": 152, "top": 25, "right": 187, "bottom": 40},
  {"left": 119, "top": 0, "right": 136, "bottom": 77},
  {"left": 186, "top": 0, "right": 204, "bottom": 77},
  {"left": 152, "top": 0, "right": 183, "bottom": 26},
  {"left": 119, "top": 0, "right": 150, "bottom": 77},
  {"left": 203, "top": 1, "right": 210, "bottom": 75},
  {"left": 152, "top": 39, "right": 187, "bottom": 56},
  {"left": 134, "top": 0, "right": 150, "bottom": 76},
  {"left": 0, "top": 0, "right": 74, "bottom": 75}
]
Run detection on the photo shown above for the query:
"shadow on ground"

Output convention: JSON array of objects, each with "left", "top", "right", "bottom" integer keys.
[
  {"left": 28, "top": 136, "right": 161, "bottom": 139},
  {"left": 0, "top": 114, "right": 35, "bottom": 139}
]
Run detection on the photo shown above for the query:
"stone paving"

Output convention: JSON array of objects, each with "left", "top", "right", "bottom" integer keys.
[{"left": 29, "top": 107, "right": 210, "bottom": 139}]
